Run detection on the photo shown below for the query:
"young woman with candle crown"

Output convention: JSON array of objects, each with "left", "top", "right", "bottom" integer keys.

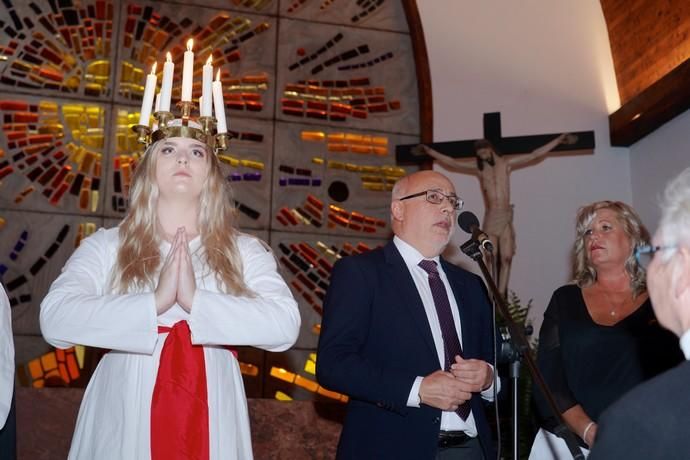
[{"left": 39, "top": 115, "right": 301, "bottom": 458}]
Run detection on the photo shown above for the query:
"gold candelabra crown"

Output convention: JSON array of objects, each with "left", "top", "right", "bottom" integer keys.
[{"left": 131, "top": 41, "right": 230, "bottom": 154}]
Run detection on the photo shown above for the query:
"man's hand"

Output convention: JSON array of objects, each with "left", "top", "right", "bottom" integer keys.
[
  {"left": 450, "top": 356, "right": 493, "bottom": 392},
  {"left": 419, "top": 370, "right": 472, "bottom": 411}
]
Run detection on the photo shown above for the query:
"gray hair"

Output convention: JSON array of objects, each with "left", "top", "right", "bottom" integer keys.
[{"left": 657, "top": 168, "right": 690, "bottom": 260}]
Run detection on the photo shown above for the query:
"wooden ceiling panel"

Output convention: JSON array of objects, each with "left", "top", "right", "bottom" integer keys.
[
  {"left": 601, "top": 0, "right": 690, "bottom": 104},
  {"left": 600, "top": 0, "right": 690, "bottom": 146}
]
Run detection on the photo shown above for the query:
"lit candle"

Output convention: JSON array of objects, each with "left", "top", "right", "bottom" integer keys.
[
  {"left": 138, "top": 62, "right": 157, "bottom": 126},
  {"left": 159, "top": 52, "right": 174, "bottom": 112},
  {"left": 181, "top": 39, "right": 194, "bottom": 102},
  {"left": 212, "top": 69, "right": 227, "bottom": 134},
  {"left": 201, "top": 54, "right": 213, "bottom": 117}
]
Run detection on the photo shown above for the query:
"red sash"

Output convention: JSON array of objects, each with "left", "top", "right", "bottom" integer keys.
[{"left": 151, "top": 321, "right": 209, "bottom": 460}]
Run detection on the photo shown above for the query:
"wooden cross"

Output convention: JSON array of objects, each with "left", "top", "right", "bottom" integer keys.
[{"left": 396, "top": 112, "right": 595, "bottom": 164}]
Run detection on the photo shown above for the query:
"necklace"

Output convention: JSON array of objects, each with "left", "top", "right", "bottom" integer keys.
[{"left": 601, "top": 289, "right": 632, "bottom": 317}]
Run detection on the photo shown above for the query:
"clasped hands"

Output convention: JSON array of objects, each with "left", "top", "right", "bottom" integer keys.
[
  {"left": 155, "top": 227, "right": 196, "bottom": 315},
  {"left": 419, "top": 356, "right": 493, "bottom": 411}
]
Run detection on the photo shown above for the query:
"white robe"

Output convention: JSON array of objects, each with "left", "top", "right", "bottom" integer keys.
[
  {"left": 40, "top": 227, "right": 301, "bottom": 460},
  {"left": 0, "top": 283, "right": 13, "bottom": 429}
]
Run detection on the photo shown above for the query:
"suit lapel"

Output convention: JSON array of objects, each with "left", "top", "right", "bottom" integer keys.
[{"left": 383, "top": 242, "right": 438, "bottom": 359}]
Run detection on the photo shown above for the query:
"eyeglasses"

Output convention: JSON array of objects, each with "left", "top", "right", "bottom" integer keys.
[
  {"left": 398, "top": 189, "right": 463, "bottom": 210},
  {"left": 634, "top": 244, "right": 677, "bottom": 269}
]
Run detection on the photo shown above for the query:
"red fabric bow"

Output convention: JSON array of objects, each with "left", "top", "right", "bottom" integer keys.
[{"left": 151, "top": 321, "right": 209, "bottom": 460}]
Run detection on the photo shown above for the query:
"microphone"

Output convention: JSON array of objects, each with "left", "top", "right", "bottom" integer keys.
[{"left": 458, "top": 211, "right": 494, "bottom": 252}]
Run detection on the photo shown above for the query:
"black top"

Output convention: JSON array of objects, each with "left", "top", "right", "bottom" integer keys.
[{"left": 535, "top": 284, "right": 683, "bottom": 430}]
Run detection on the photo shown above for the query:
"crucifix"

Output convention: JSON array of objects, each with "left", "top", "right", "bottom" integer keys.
[{"left": 396, "top": 112, "right": 595, "bottom": 298}]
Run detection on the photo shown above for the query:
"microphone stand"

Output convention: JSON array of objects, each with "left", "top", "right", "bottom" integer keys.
[{"left": 459, "top": 238, "right": 584, "bottom": 460}]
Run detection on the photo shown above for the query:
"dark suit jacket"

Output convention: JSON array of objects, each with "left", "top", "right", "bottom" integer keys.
[
  {"left": 316, "top": 241, "right": 496, "bottom": 460},
  {"left": 589, "top": 359, "right": 690, "bottom": 460}
]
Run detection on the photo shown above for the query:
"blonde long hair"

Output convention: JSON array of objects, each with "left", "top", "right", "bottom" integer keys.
[
  {"left": 111, "top": 139, "right": 251, "bottom": 296},
  {"left": 572, "top": 200, "right": 649, "bottom": 297}
]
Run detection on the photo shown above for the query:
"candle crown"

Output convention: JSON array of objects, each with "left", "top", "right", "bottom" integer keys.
[{"left": 132, "top": 48, "right": 229, "bottom": 155}]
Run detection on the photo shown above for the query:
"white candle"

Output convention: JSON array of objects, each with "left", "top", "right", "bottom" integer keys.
[
  {"left": 212, "top": 70, "right": 227, "bottom": 134},
  {"left": 152, "top": 92, "right": 161, "bottom": 130},
  {"left": 181, "top": 39, "right": 194, "bottom": 102},
  {"left": 138, "top": 62, "right": 157, "bottom": 126},
  {"left": 159, "top": 52, "right": 174, "bottom": 112},
  {"left": 201, "top": 54, "right": 213, "bottom": 117}
]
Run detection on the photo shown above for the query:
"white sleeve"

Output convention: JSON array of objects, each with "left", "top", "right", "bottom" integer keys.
[
  {"left": 39, "top": 229, "right": 158, "bottom": 354},
  {"left": 0, "top": 284, "right": 14, "bottom": 428},
  {"left": 189, "top": 236, "right": 301, "bottom": 352}
]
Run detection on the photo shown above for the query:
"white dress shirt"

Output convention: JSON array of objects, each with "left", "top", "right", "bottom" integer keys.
[
  {"left": 679, "top": 330, "right": 690, "bottom": 360},
  {"left": 394, "top": 237, "right": 498, "bottom": 435}
]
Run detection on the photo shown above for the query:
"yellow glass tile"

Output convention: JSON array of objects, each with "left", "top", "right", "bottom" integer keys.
[
  {"left": 309, "top": 353, "right": 317, "bottom": 362},
  {"left": 39, "top": 101, "right": 59, "bottom": 113},
  {"left": 304, "top": 359, "right": 316, "bottom": 375},
  {"left": 65, "top": 76, "right": 81, "bottom": 90},
  {"left": 270, "top": 366, "right": 296, "bottom": 383},
  {"left": 294, "top": 374, "right": 319, "bottom": 392},
  {"left": 290, "top": 209, "right": 310, "bottom": 225},
  {"left": 218, "top": 155, "right": 239, "bottom": 167},
  {"left": 363, "top": 182, "right": 385, "bottom": 191},
  {"left": 275, "top": 391, "right": 293, "bottom": 401},
  {"left": 311, "top": 157, "right": 324, "bottom": 165},
  {"left": 90, "top": 191, "right": 99, "bottom": 212},
  {"left": 239, "top": 159, "right": 264, "bottom": 170},
  {"left": 41, "top": 352, "right": 58, "bottom": 371}
]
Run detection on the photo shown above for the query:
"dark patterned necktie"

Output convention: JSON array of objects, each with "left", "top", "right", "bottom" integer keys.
[{"left": 418, "top": 259, "right": 471, "bottom": 420}]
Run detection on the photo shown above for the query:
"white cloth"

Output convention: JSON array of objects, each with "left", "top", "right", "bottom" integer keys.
[
  {"left": 393, "top": 236, "right": 500, "bottom": 435},
  {"left": 528, "top": 428, "right": 589, "bottom": 460},
  {"left": 0, "top": 283, "right": 14, "bottom": 429},
  {"left": 40, "top": 227, "right": 301, "bottom": 460}
]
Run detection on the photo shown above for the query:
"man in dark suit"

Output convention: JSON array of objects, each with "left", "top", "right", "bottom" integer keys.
[
  {"left": 317, "top": 170, "right": 498, "bottom": 459},
  {"left": 589, "top": 167, "right": 690, "bottom": 460}
]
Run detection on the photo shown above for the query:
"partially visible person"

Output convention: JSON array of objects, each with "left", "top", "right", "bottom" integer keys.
[
  {"left": 40, "top": 127, "right": 300, "bottom": 459},
  {"left": 317, "top": 170, "right": 499, "bottom": 460},
  {"left": 530, "top": 200, "right": 683, "bottom": 459},
  {"left": 590, "top": 169, "right": 690, "bottom": 459},
  {"left": 0, "top": 282, "right": 16, "bottom": 460}
]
